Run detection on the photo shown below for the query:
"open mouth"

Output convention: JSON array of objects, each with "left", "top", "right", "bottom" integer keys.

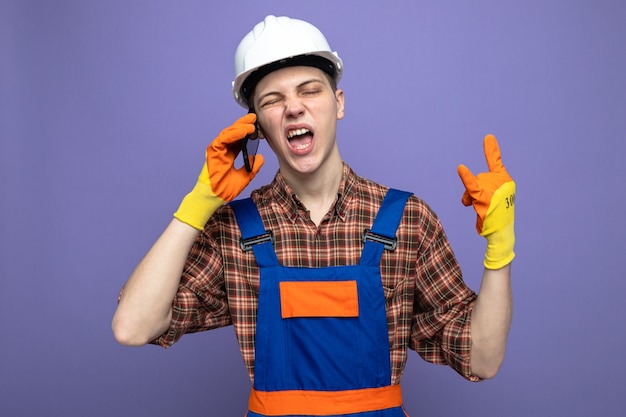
[{"left": 287, "top": 128, "right": 313, "bottom": 152}]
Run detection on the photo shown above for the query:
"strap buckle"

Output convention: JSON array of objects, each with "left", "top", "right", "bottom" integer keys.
[
  {"left": 240, "top": 231, "right": 274, "bottom": 252},
  {"left": 362, "top": 229, "right": 398, "bottom": 251}
]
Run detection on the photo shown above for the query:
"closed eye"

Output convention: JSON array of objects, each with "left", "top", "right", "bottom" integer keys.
[
  {"left": 259, "top": 96, "right": 283, "bottom": 108},
  {"left": 301, "top": 88, "right": 321, "bottom": 96}
]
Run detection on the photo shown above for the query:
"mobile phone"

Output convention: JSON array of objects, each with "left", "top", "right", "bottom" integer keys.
[{"left": 241, "top": 112, "right": 260, "bottom": 172}]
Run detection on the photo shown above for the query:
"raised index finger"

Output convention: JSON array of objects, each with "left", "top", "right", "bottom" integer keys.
[{"left": 483, "top": 134, "right": 507, "bottom": 174}]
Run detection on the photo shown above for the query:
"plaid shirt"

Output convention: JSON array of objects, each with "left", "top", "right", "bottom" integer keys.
[{"left": 153, "top": 164, "right": 479, "bottom": 383}]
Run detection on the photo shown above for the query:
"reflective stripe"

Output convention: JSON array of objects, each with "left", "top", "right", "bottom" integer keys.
[
  {"left": 279, "top": 280, "right": 359, "bottom": 318},
  {"left": 248, "top": 384, "right": 403, "bottom": 416}
]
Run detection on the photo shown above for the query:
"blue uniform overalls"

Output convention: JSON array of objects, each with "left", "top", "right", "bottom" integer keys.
[{"left": 230, "top": 189, "right": 411, "bottom": 417}]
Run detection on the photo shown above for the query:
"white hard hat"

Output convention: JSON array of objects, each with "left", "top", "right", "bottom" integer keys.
[{"left": 232, "top": 15, "right": 343, "bottom": 108}]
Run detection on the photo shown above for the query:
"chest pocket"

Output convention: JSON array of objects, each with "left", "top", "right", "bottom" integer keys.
[{"left": 280, "top": 280, "right": 359, "bottom": 318}]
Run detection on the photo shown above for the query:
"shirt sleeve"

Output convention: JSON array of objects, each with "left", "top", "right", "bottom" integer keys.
[
  {"left": 409, "top": 215, "right": 482, "bottom": 382},
  {"left": 151, "top": 227, "right": 233, "bottom": 348}
]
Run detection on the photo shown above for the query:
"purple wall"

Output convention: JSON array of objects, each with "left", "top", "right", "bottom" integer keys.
[{"left": 2, "top": 1, "right": 625, "bottom": 416}]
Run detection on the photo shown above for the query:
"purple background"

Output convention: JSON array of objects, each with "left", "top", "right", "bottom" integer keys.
[{"left": 2, "top": 1, "right": 625, "bottom": 416}]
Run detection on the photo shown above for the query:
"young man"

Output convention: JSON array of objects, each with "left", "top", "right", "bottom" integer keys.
[{"left": 112, "top": 15, "right": 515, "bottom": 417}]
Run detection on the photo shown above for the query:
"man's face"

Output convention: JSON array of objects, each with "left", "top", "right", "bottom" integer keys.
[{"left": 252, "top": 65, "right": 345, "bottom": 177}]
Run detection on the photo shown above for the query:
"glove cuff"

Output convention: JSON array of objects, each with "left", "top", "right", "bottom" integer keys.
[
  {"left": 173, "top": 181, "right": 225, "bottom": 231},
  {"left": 484, "top": 221, "right": 515, "bottom": 270}
]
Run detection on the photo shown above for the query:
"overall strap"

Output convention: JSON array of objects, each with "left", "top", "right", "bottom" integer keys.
[
  {"left": 360, "top": 189, "right": 412, "bottom": 267},
  {"left": 229, "top": 198, "right": 279, "bottom": 267}
]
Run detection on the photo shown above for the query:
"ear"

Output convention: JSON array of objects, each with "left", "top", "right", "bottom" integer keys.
[
  {"left": 256, "top": 118, "right": 266, "bottom": 139},
  {"left": 335, "top": 88, "right": 345, "bottom": 120},
  {"left": 251, "top": 110, "right": 266, "bottom": 139}
]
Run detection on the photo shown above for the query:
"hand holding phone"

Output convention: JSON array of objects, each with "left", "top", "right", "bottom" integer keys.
[{"left": 174, "top": 113, "right": 261, "bottom": 229}]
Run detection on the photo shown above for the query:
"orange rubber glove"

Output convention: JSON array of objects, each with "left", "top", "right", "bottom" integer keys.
[
  {"left": 457, "top": 134, "right": 515, "bottom": 270},
  {"left": 174, "top": 113, "right": 264, "bottom": 230}
]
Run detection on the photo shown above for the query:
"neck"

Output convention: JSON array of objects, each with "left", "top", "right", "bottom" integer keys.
[{"left": 283, "top": 156, "right": 344, "bottom": 226}]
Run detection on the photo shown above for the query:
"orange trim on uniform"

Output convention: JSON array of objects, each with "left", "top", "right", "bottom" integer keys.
[
  {"left": 279, "top": 280, "right": 359, "bottom": 318},
  {"left": 248, "top": 384, "right": 403, "bottom": 416}
]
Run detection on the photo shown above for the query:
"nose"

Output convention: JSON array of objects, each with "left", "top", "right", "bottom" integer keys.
[{"left": 284, "top": 96, "right": 305, "bottom": 118}]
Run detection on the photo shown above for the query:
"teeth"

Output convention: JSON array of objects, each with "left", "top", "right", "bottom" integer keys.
[{"left": 287, "top": 128, "right": 310, "bottom": 139}]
